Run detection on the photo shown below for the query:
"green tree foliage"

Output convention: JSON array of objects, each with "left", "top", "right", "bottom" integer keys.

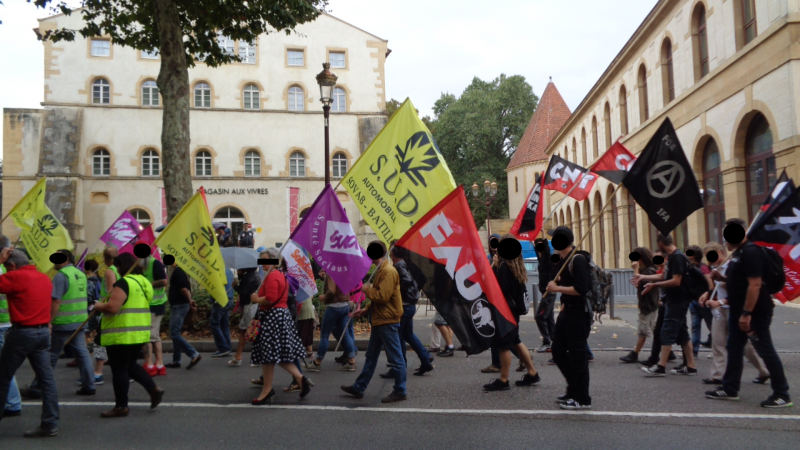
[{"left": 428, "top": 75, "right": 537, "bottom": 229}]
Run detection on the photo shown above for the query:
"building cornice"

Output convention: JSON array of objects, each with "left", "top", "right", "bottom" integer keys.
[
  {"left": 505, "top": 159, "right": 548, "bottom": 173},
  {"left": 38, "top": 102, "right": 387, "bottom": 117}
]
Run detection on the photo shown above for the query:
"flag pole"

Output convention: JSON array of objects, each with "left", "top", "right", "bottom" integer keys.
[
  {"left": 542, "top": 172, "right": 586, "bottom": 225},
  {"left": 546, "top": 182, "right": 624, "bottom": 292}
]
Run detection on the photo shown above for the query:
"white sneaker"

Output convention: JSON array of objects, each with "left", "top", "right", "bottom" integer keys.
[{"left": 560, "top": 399, "right": 591, "bottom": 410}]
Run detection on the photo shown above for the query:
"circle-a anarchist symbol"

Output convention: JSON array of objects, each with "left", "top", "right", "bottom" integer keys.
[{"left": 646, "top": 161, "right": 685, "bottom": 199}]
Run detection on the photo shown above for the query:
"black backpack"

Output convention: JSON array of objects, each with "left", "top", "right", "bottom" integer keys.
[
  {"left": 680, "top": 255, "right": 710, "bottom": 300},
  {"left": 752, "top": 244, "right": 786, "bottom": 295},
  {"left": 568, "top": 251, "right": 613, "bottom": 321}
]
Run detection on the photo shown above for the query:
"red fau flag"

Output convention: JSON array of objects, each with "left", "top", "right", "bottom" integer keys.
[
  {"left": 510, "top": 172, "right": 545, "bottom": 240},
  {"left": 590, "top": 141, "right": 637, "bottom": 184},
  {"left": 543, "top": 154, "right": 598, "bottom": 201},
  {"left": 747, "top": 183, "right": 800, "bottom": 302},
  {"left": 396, "top": 186, "right": 516, "bottom": 355}
]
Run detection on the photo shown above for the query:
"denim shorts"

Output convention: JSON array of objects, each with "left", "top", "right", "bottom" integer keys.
[
  {"left": 660, "top": 300, "right": 691, "bottom": 346},
  {"left": 433, "top": 311, "right": 448, "bottom": 326}
]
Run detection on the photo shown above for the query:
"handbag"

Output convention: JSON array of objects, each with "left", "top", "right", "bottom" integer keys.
[{"left": 244, "top": 271, "right": 289, "bottom": 342}]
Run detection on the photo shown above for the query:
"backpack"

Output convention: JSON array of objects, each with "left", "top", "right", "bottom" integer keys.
[
  {"left": 679, "top": 254, "right": 710, "bottom": 300},
  {"left": 568, "top": 251, "right": 613, "bottom": 321},
  {"left": 752, "top": 244, "right": 786, "bottom": 295},
  {"left": 86, "top": 276, "right": 101, "bottom": 305}
]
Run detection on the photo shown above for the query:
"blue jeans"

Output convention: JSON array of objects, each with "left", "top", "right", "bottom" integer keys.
[
  {"left": 31, "top": 328, "right": 95, "bottom": 392},
  {"left": 722, "top": 309, "right": 790, "bottom": 398},
  {"left": 317, "top": 305, "right": 355, "bottom": 360},
  {"left": 0, "top": 327, "right": 21, "bottom": 412},
  {"left": 689, "top": 301, "right": 713, "bottom": 356},
  {"left": 352, "top": 324, "right": 406, "bottom": 396},
  {"left": 400, "top": 305, "right": 432, "bottom": 367},
  {"left": 170, "top": 304, "right": 199, "bottom": 364},
  {"left": 210, "top": 301, "right": 233, "bottom": 353},
  {"left": 0, "top": 327, "right": 59, "bottom": 430}
]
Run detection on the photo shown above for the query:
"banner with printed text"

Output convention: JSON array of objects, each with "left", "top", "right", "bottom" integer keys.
[{"left": 20, "top": 202, "right": 74, "bottom": 274}]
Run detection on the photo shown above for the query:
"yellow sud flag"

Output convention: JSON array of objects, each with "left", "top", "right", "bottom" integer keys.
[
  {"left": 20, "top": 202, "right": 74, "bottom": 273},
  {"left": 342, "top": 98, "right": 456, "bottom": 242},
  {"left": 8, "top": 177, "right": 47, "bottom": 231},
  {"left": 154, "top": 192, "right": 228, "bottom": 306}
]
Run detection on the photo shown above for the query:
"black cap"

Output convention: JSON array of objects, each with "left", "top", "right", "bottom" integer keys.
[{"left": 547, "top": 226, "right": 574, "bottom": 243}]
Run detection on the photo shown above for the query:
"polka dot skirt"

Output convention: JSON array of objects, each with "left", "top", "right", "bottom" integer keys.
[{"left": 251, "top": 307, "right": 306, "bottom": 365}]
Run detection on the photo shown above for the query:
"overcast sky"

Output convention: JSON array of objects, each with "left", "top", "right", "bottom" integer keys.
[{"left": 0, "top": 0, "right": 658, "bottom": 149}]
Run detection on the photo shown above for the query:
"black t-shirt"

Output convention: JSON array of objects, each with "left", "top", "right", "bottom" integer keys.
[
  {"left": 552, "top": 249, "right": 590, "bottom": 309},
  {"left": 238, "top": 231, "right": 255, "bottom": 248},
  {"left": 168, "top": 267, "right": 192, "bottom": 306},
  {"left": 726, "top": 242, "right": 774, "bottom": 316},
  {"left": 496, "top": 261, "right": 526, "bottom": 320},
  {"left": 663, "top": 249, "right": 689, "bottom": 303}
]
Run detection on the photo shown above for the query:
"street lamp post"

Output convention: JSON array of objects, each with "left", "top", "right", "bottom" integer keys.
[
  {"left": 471, "top": 180, "right": 498, "bottom": 243},
  {"left": 316, "top": 62, "right": 338, "bottom": 185}
]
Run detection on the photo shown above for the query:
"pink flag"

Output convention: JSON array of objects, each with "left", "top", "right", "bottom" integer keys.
[
  {"left": 100, "top": 211, "right": 143, "bottom": 249},
  {"left": 119, "top": 224, "right": 162, "bottom": 261}
]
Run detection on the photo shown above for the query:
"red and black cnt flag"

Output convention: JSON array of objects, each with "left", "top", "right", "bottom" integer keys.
[
  {"left": 543, "top": 154, "right": 598, "bottom": 201},
  {"left": 509, "top": 171, "right": 545, "bottom": 240},
  {"left": 395, "top": 186, "right": 516, "bottom": 355},
  {"left": 748, "top": 182, "right": 800, "bottom": 302},
  {"left": 589, "top": 141, "right": 637, "bottom": 185}
]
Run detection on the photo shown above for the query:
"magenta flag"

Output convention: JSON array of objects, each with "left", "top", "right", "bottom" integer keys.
[
  {"left": 119, "top": 224, "right": 162, "bottom": 261},
  {"left": 289, "top": 184, "right": 371, "bottom": 295},
  {"left": 100, "top": 211, "right": 143, "bottom": 249}
]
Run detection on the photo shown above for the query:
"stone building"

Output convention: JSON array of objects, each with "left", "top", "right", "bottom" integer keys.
[
  {"left": 512, "top": 0, "right": 800, "bottom": 269},
  {"left": 3, "top": 11, "right": 389, "bottom": 249}
]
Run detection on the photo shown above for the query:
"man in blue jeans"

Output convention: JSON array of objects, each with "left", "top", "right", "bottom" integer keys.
[
  {"left": 0, "top": 248, "right": 59, "bottom": 437},
  {"left": 210, "top": 267, "right": 235, "bottom": 358},
  {"left": 164, "top": 262, "right": 202, "bottom": 370},
  {"left": 341, "top": 241, "right": 407, "bottom": 403},
  {"left": 0, "top": 238, "right": 21, "bottom": 417},
  {"left": 306, "top": 275, "right": 357, "bottom": 372}
]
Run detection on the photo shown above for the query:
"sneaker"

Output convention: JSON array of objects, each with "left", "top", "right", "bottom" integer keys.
[
  {"left": 639, "top": 358, "right": 658, "bottom": 367},
  {"left": 339, "top": 362, "right": 357, "bottom": 372},
  {"left": 753, "top": 375, "right": 771, "bottom": 385},
  {"left": 76, "top": 387, "right": 96, "bottom": 396},
  {"left": 23, "top": 426, "right": 58, "bottom": 438},
  {"left": 760, "top": 394, "right": 793, "bottom": 408},
  {"left": 672, "top": 363, "right": 686, "bottom": 372},
  {"left": 671, "top": 366, "right": 698, "bottom": 376},
  {"left": 535, "top": 344, "right": 552, "bottom": 353},
  {"left": 157, "top": 366, "right": 167, "bottom": 376},
  {"left": 560, "top": 399, "right": 591, "bottom": 410},
  {"left": 515, "top": 372, "right": 541, "bottom": 387},
  {"left": 706, "top": 389, "right": 739, "bottom": 401},
  {"left": 555, "top": 394, "right": 569, "bottom": 404},
  {"left": 547, "top": 358, "right": 556, "bottom": 366},
  {"left": 483, "top": 379, "right": 510, "bottom": 392},
  {"left": 619, "top": 351, "right": 638, "bottom": 363},
  {"left": 438, "top": 347, "right": 455, "bottom": 357},
  {"left": 340, "top": 385, "right": 364, "bottom": 399},
  {"left": 702, "top": 378, "right": 722, "bottom": 385},
  {"left": 481, "top": 365, "right": 500, "bottom": 373},
  {"left": 211, "top": 350, "right": 231, "bottom": 358},
  {"left": 77, "top": 375, "right": 105, "bottom": 386},
  {"left": 642, "top": 364, "right": 666, "bottom": 377},
  {"left": 144, "top": 365, "right": 158, "bottom": 376},
  {"left": 305, "top": 361, "right": 321, "bottom": 372},
  {"left": 381, "top": 391, "right": 408, "bottom": 403}
]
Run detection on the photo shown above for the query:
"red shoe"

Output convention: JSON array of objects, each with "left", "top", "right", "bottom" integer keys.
[
  {"left": 157, "top": 366, "right": 167, "bottom": 376},
  {"left": 144, "top": 365, "right": 158, "bottom": 377}
]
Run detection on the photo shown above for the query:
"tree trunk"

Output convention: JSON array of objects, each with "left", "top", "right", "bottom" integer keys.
[{"left": 154, "top": 0, "right": 192, "bottom": 222}]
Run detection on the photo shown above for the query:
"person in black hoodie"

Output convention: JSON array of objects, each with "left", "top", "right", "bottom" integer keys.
[
  {"left": 483, "top": 235, "right": 540, "bottom": 392},
  {"left": 546, "top": 226, "right": 592, "bottom": 410},
  {"left": 534, "top": 236, "right": 555, "bottom": 353}
]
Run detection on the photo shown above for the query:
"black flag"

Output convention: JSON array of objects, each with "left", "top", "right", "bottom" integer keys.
[{"left": 622, "top": 118, "right": 703, "bottom": 236}]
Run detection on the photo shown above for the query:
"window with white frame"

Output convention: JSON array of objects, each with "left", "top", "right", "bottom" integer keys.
[
  {"left": 329, "top": 52, "right": 345, "bottom": 68},
  {"left": 287, "top": 49, "right": 304, "bottom": 66},
  {"left": 92, "top": 78, "right": 110, "bottom": 104},
  {"left": 288, "top": 86, "right": 304, "bottom": 111},
  {"left": 290, "top": 152, "right": 306, "bottom": 177},
  {"left": 129, "top": 208, "right": 151, "bottom": 228},
  {"left": 194, "top": 83, "right": 211, "bottom": 108},
  {"left": 332, "top": 87, "right": 346, "bottom": 112},
  {"left": 91, "top": 39, "right": 110, "bottom": 57},
  {"left": 244, "top": 150, "right": 261, "bottom": 176},
  {"left": 217, "top": 32, "right": 235, "bottom": 55},
  {"left": 93, "top": 149, "right": 111, "bottom": 176},
  {"left": 239, "top": 41, "right": 256, "bottom": 64},
  {"left": 195, "top": 150, "right": 212, "bottom": 176},
  {"left": 243, "top": 84, "right": 260, "bottom": 110},
  {"left": 141, "top": 49, "right": 159, "bottom": 59},
  {"left": 332, "top": 153, "right": 347, "bottom": 178},
  {"left": 142, "top": 80, "right": 159, "bottom": 106},
  {"left": 142, "top": 149, "right": 160, "bottom": 176}
]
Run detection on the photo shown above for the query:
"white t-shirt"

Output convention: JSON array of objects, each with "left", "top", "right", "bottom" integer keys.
[{"left": 713, "top": 261, "right": 729, "bottom": 307}]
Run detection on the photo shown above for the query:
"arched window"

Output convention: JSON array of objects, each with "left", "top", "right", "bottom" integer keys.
[
  {"left": 661, "top": 39, "right": 675, "bottom": 103},
  {"left": 244, "top": 150, "right": 261, "bottom": 176},
  {"left": 214, "top": 206, "right": 246, "bottom": 237},
  {"left": 575, "top": 204, "right": 583, "bottom": 250},
  {"left": 596, "top": 193, "right": 607, "bottom": 266},
  {"left": 584, "top": 199, "right": 593, "bottom": 255},
  {"left": 129, "top": 208, "right": 151, "bottom": 228},
  {"left": 299, "top": 208, "right": 310, "bottom": 221},
  {"left": 603, "top": 103, "right": 612, "bottom": 151},
  {"left": 741, "top": 0, "right": 757, "bottom": 45},
  {"left": 92, "top": 78, "right": 110, "bottom": 104},
  {"left": 142, "top": 80, "right": 159, "bottom": 106},
  {"left": 332, "top": 153, "right": 348, "bottom": 178},
  {"left": 638, "top": 65, "right": 649, "bottom": 122},
  {"left": 693, "top": 4, "right": 710, "bottom": 81},
  {"left": 619, "top": 85, "right": 628, "bottom": 135},
  {"left": 142, "top": 149, "right": 160, "bottom": 177},
  {"left": 559, "top": 210, "right": 565, "bottom": 228},
  {"left": 745, "top": 114, "right": 776, "bottom": 221},
  {"left": 702, "top": 138, "right": 724, "bottom": 243},
  {"left": 194, "top": 83, "right": 211, "bottom": 108},
  {"left": 195, "top": 150, "right": 212, "bottom": 176},
  {"left": 610, "top": 188, "right": 619, "bottom": 268},
  {"left": 288, "top": 86, "right": 304, "bottom": 111},
  {"left": 243, "top": 84, "right": 260, "bottom": 110},
  {"left": 627, "top": 191, "right": 638, "bottom": 251},
  {"left": 332, "top": 87, "right": 346, "bottom": 112},
  {"left": 581, "top": 128, "right": 587, "bottom": 165},
  {"left": 571, "top": 138, "right": 577, "bottom": 163},
  {"left": 591, "top": 116, "right": 599, "bottom": 159},
  {"left": 290, "top": 151, "right": 306, "bottom": 177},
  {"left": 93, "top": 149, "right": 110, "bottom": 176}
]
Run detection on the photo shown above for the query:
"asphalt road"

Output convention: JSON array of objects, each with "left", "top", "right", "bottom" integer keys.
[{"left": 2, "top": 303, "right": 799, "bottom": 449}]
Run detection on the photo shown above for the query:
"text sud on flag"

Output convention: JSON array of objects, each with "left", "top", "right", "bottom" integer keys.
[
  {"left": 342, "top": 98, "right": 456, "bottom": 243},
  {"left": 154, "top": 192, "right": 228, "bottom": 306},
  {"left": 20, "top": 202, "right": 74, "bottom": 274},
  {"left": 396, "top": 186, "right": 516, "bottom": 356}
]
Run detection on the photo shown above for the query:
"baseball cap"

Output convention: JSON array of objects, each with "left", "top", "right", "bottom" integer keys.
[{"left": 547, "top": 226, "right": 574, "bottom": 243}]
